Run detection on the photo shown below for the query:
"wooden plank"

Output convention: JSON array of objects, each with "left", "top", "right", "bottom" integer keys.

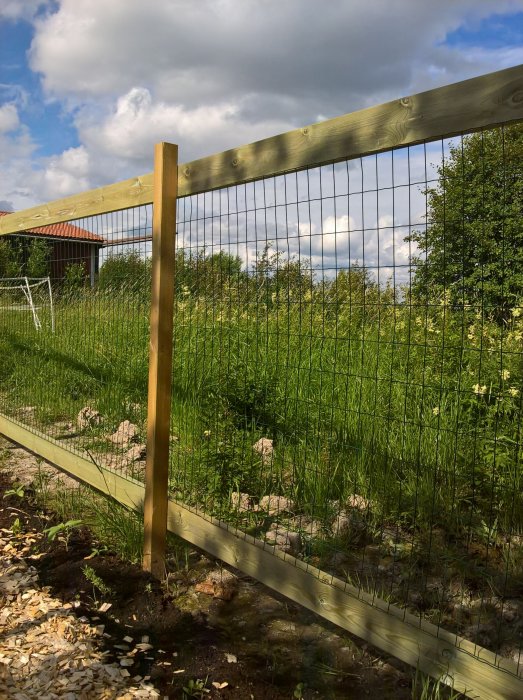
[
  {"left": 142, "top": 142, "right": 178, "bottom": 578},
  {"left": 1, "top": 65, "right": 522, "bottom": 233},
  {"left": 0, "top": 413, "right": 144, "bottom": 511},
  {"left": 0, "top": 174, "right": 153, "bottom": 236},
  {"left": 166, "top": 503, "right": 523, "bottom": 700},
  {"left": 0, "top": 411, "right": 521, "bottom": 698},
  {"left": 177, "top": 64, "right": 523, "bottom": 197}
]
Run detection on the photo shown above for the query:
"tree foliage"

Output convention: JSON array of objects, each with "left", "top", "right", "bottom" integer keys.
[
  {"left": 26, "top": 239, "right": 51, "bottom": 278},
  {"left": 251, "top": 244, "right": 314, "bottom": 305},
  {"left": 408, "top": 124, "right": 523, "bottom": 317},
  {"left": 0, "top": 239, "right": 23, "bottom": 278},
  {"left": 98, "top": 252, "right": 151, "bottom": 293},
  {"left": 0, "top": 237, "right": 52, "bottom": 279},
  {"left": 175, "top": 249, "right": 245, "bottom": 299}
]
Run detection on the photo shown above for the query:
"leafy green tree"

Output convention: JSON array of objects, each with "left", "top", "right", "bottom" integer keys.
[
  {"left": 26, "top": 239, "right": 51, "bottom": 278},
  {"left": 252, "top": 243, "right": 314, "bottom": 305},
  {"left": 408, "top": 123, "right": 523, "bottom": 317},
  {"left": 0, "top": 238, "right": 22, "bottom": 278},
  {"left": 175, "top": 249, "right": 246, "bottom": 300},
  {"left": 63, "top": 262, "right": 88, "bottom": 295},
  {"left": 98, "top": 252, "right": 151, "bottom": 294}
]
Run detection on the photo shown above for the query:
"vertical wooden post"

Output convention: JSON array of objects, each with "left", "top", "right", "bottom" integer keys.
[{"left": 143, "top": 142, "right": 178, "bottom": 578}]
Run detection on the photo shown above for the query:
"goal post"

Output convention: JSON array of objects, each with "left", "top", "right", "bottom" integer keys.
[{"left": 0, "top": 276, "right": 55, "bottom": 332}]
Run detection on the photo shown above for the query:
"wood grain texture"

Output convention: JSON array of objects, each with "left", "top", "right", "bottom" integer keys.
[
  {"left": 166, "top": 503, "right": 523, "bottom": 700},
  {"left": 142, "top": 143, "right": 178, "bottom": 578},
  {"left": 177, "top": 64, "right": 523, "bottom": 197},
  {"left": 0, "top": 411, "right": 521, "bottom": 699},
  {"left": 0, "top": 414, "right": 144, "bottom": 511},
  {"left": 1, "top": 64, "right": 522, "bottom": 234},
  {"left": 0, "top": 174, "right": 153, "bottom": 236}
]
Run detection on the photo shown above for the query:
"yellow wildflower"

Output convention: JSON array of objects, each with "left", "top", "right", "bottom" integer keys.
[{"left": 472, "top": 384, "right": 487, "bottom": 396}]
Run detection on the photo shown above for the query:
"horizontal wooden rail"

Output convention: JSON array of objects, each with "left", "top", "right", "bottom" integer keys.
[
  {"left": 0, "top": 413, "right": 521, "bottom": 700},
  {"left": 0, "top": 174, "right": 154, "bottom": 236},
  {"left": 0, "top": 414, "right": 144, "bottom": 511},
  {"left": 1, "top": 64, "right": 522, "bottom": 236}
]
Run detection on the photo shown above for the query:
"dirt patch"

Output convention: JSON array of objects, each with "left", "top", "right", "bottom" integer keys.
[{"left": 0, "top": 448, "right": 417, "bottom": 699}]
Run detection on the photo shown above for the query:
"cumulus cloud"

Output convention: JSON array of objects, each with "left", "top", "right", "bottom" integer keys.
[
  {"left": 3, "top": 0, "right": 523, "bottom": 228},
  {"left": 40, "top": 145, "right": 90, "bottom": 198},
  {"left": 74, "top": 86, "right": 294, "bottom": 176},
  {"left": 30, "top": 0, "right": 523, "bottom": 118},
  {"left": 0, "top": 103, "right": 20, "bottom": 133},
  {"left": 0, "top": 1, "right": 51, "bottom": 21}
]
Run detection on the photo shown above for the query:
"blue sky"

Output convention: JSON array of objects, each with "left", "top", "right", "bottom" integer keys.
[
  {"left": 0, "top": 17, "right": 77, "bottom": 157},
  {"left": 0, "top": 0, "right": 522, "bottom": 213},
  {"left": 445, "top": 11, "right": 523, "bottom": 48}
]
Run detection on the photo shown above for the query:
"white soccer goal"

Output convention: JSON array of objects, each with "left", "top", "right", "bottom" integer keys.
[{"left": 0, "top": 276, "right": 55, "bottom": 332}]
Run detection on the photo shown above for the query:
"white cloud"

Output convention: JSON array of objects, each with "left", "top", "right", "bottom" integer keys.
[
  {"left": 22, "top": 0, "right": 523, "bottom": 193},
  {"left": 74, "top": 87, "right": 294, "bottom": 179},
  {"left": 0, "top": 1, "right": 51, "bottom": 21},
  {"left": 41, "top": 145, "right": 90, "bottom": 199},
  {"left": 29, "top": 0, "right": 523, "bottom": 114},
  {"left": 0, "top": 103, "right": 19, "bottom": 133},
  {"left": 2, "top": 0, "right": 523, "bottom": 237}
]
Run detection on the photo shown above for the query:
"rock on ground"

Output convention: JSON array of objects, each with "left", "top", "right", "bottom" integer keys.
[
  {"left": 252, "top": 438, "right": 274, "bottom": 464},
  {"left": 109, "top": 421, "right": 139, "bottom": 448},
  {"left": 77, "top": 407, "right": 102, "bottom": 431},
  {"left": 264, "top": 523, "right": 301, "bottom": 555}
]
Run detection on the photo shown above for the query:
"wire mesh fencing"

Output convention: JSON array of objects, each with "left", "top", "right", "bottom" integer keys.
[
  {"left": 0, "top": 97, "right": 521, "bottom": 688},
  {"left": 168, "top": 122, "right": 523, "bottom": 670},
  {"left": 0, "top": 205, "right": 153, "bottom": 479}
]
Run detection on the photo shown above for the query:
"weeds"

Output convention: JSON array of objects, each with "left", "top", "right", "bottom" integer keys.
[
  {"left": 10, "top": 516, "right": 22, "bottom": 535},
  {"left": 182, "top": 677, "right": 210, "bottom": 698},
  {"left": 43, "top": 519, "right": 83, "bottom": 550},
  {"left": 3, "top": 483, "right": 25, "bottom": 499},
  {"left": 82, "top": 564, "right": 114, "bottom": 602},
  {"left": 2, "top": 291, "right": 521, "bottom": 541},
  {"left": 411, "top": 669, "right": 464, "bottom": 699}
]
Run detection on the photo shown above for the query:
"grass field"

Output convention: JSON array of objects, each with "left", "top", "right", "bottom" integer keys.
[
  {"left": 1, "top": 285, "right": 521, "bottom": 535},
  {"left": 1, "top": 279, "right": 523, "bottom": 648}
]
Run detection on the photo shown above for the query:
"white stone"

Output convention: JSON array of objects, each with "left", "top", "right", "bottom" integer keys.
[{"left": 252, "top": 437, "right": 274, "bottom": 464}]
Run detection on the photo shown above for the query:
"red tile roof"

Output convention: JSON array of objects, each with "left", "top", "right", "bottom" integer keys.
[{"left": 0, "top": 211, "right": 104, "bottom": 244}]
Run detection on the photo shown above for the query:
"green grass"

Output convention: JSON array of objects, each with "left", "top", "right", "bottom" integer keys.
[{"left": 1, "top": 288, "right": 522, "bottom": 556}]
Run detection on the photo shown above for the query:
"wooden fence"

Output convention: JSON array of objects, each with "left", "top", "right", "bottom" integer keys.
[{"left": 1, "top": 64, "right": 523, "bottom": 699}]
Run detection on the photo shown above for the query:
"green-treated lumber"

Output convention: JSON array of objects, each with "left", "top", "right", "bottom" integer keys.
[
  {"left": 0, "top": 414, "right": 144, "bottom": 510},
  {"left": 0, "top": 413, "right": 521, "bottom": 699},
  {"left": 1, "top": 64, "right": 522, "bottom": 235},
  {"left": 143, "top": 142, "right": 178, "bottom": 578}
]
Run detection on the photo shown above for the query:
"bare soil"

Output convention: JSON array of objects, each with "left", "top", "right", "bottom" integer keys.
[{"left": 0, "top": 446, "right": 417, "bottom": 699}]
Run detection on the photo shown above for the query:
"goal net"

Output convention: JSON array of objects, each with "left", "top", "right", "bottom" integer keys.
[{"left": 0, "top": 277, "right": 55, "bottom": 332}]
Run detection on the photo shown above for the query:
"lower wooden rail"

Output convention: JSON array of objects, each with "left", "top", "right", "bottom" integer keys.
[{"left": 1, "top": 413, "right": 521, "bottom": 700}]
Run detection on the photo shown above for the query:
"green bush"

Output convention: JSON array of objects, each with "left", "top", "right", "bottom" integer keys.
[{"left": 98, "top": 252, "right": 151, "bottom": 294}]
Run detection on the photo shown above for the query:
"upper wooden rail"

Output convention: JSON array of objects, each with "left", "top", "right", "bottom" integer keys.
[{"left": 1, "top": 63, "right": 522, "bottom": 236}]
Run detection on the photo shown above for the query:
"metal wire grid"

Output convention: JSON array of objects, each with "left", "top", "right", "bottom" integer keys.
[
  {"left": 0, "top": 123, "right": 520, "bottom": 670},
  {"left": 171, "top": 124, "right": 522, "bottom": 666},
  {"left": 0, "top": 205, "right": 152, "bottom": 479}
]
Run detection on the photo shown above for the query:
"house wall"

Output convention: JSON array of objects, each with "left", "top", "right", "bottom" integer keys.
[
  {"left": 3, "top": 235, "right": 101, "bottom": 285},
  {"left": 49, "top": 240, "right": 100, "bottom": 284}
]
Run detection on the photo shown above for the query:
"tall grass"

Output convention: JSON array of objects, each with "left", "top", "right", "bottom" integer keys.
[{"left": 0, "top": 286, "right": 521, "bottom": 542}]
